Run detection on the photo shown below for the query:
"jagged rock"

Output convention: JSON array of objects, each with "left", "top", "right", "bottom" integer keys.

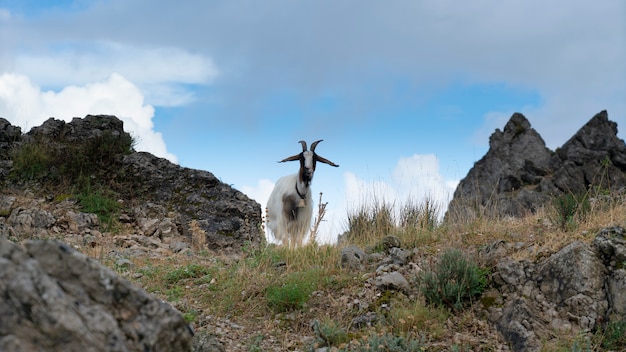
[
  {"left": 446, "top": 112, "right": 554, "bottom": 221},
  {"left": 65, "top": 210, "right": 100, "bottom": 232},
  {"left": 0, "top": 117, "right": 21, "bottom": 159},
  {"left": 496, "top": 298, "right": 543, "bottom": 352},
  {"left": 552, "top": 111, "right": 626, "bottom": 194},
  {"left": 0, "top": 238, "right": 193, "bottom": 351},
  {"left": 446, "top": 110, "right": 626, "bottom": 221}
]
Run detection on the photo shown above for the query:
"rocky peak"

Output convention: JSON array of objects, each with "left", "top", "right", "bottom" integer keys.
[
  {"left": 28, "top": 115, "right": 126, "bottom": 141},
  {"left": 446, "top": 110, "right": 626, "bottom": 222}
]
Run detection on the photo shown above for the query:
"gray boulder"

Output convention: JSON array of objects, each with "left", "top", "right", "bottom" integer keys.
[
  {"left": 0, "top": 238, "right": 193, "bottom": 352},
  {"left": 487, "top": 227, "right": 625, "bottom": 351}
]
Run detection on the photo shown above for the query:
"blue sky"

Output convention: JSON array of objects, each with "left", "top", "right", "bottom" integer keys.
[{"left": 1, "top": 1, "right": 625, "bottom": 243}]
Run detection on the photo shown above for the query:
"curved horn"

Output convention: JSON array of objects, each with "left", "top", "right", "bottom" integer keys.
[
  {"left": 298, "top": 140, "right": 308, "bottom": 151},
  {"left": 310, "top": 139, "right": 323, "bottom": 152}
]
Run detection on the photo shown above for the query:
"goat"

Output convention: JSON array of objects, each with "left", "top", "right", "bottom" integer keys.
[{"left": 266, "top": 140, "right": 339, "bottom": 248}]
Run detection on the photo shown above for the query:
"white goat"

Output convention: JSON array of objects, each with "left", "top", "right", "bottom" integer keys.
[{"left": 266, "top": 140, "right": 339, "bottom": 248}]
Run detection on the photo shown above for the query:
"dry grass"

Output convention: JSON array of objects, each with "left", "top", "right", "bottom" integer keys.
[{"left": 83, "top": 189, "right": 626, "bottom": 351}]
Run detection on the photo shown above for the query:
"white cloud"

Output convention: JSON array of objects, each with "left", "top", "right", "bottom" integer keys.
[
  {"left": 13, "top": 41, "right": 218, "bottom": 107},
  {"left": 0, "top": 72, "right": 176, "bottom": 162}
]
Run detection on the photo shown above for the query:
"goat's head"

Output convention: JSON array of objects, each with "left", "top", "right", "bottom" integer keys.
[{"left": 278, "top": 140, "right": 339, "bottom": 185}]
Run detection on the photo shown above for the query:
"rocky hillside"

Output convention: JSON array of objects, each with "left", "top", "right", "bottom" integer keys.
[
  {"left": 0, "top": 115, "right": 264, "bottom": 252},
  {"left": 1, "top": 114, "right": 625, "bottom": 351},
  {"left": 446, "top": 110, "right": 626, "bottom": 222}
]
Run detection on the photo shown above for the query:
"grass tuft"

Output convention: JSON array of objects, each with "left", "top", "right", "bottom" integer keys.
[{"left": 419, "top": 249, "right": 488, "bottom": 311}]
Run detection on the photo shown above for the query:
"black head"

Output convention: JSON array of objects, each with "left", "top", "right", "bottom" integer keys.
[{"left": 278, "top": 140, "right": 339, "bottom": 184}]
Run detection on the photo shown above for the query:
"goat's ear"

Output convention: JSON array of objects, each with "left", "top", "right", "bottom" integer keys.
[
  {"left": 315, "top": 154, "right": 339, "bottom": 167},
  {"left": 278, "top": 154, "right": 302, "bottom": 163}
]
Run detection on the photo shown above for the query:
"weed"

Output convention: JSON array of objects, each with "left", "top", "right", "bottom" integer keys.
[
  {"left": 183, "top": 308, "right": 199, "bottom": 323},
  {"left": 550, "top": 193, "right": 589, "bottom": 231},
  {"left": 343, "top": 332, "right": 423, "bottom": 352},
  {"left": 248, "top": 334, "right": 265, "bottom": 352},
  {"left": 399, "top": 195, "right": 441, "bottom": 231},
  {"left": 162, "top": 264, "right": 214, "bottom": 285},
  {"left": 595, "top": 320, "right": 626, "bottom": 350},
  {"left": 389, "top": 301, "right": 448, "bottom": 339},
  {"left": 419, "top": 249, "right": 487, "bottom": 311},
  {"left": 346, "top": 197, "right": 396, "bottom": 244},
  {"left": 311, "top": 319, "right": 351, "bottom": 348},
  {"left": 266, "top": 269, "right": 321, "bottom": 313},
  {"left": 9, "top": 141, "right": 53, "bottom": 181},
  {"left": 75, "top": 180, "right": 120, "bottom": 228},
  {"left": 165, "top": 286, "right": 184, "bottom": 302},
  {"left": 309, "top": 192, "right": 328, "bottom": 244}
]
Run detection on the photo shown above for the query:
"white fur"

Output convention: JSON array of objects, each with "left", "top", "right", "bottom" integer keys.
[{"left": 266, "top": 174, "right": 313, "bottom": 248}]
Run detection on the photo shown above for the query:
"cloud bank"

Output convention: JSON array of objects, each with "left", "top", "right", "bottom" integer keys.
[{"left": 0, "top": 72, "right": 176, "bottom": 162}]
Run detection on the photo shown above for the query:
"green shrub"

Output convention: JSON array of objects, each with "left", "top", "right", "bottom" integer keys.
[
  {"left": 550, "top": 193, "right": 589, "bottom": 231},
  {"left": 266, "top": 270, "right": 320, "bottom": 313},
  {"left": 9, "top": 141, "right": 53, "bottom": 181},
  {"left": 10, "top": 131, "right": 134, "bottom": 184},
  {"left": 419, "top": 249, "right": 487, "bottom": 311},
  {"left": 76, "top": 181, "right": 120, "bottom": 228}
]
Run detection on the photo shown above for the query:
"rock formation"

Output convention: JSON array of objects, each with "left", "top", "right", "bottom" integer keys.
[
  {"left": 0, "top": 114, "right": 264, "bottom": 251},
  {"left": 0, "top": 237, "right": 194, "bottom": 351},
  {"left": 446, "top": 110, "right": 626, "bottom": 222},
  {"left": 482, "top": 226, "right": 626, "bottom": 351}
]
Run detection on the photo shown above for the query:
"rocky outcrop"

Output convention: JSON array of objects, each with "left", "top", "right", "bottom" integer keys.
[
  {"left": 446, "top": 110, "right": 626, "bottom": 222},
  {"left": 482, "top": 227, "right": 626, "bottom": 351},
  {"left": 122, "top": 152, "right": 261, "bottom": 251},
  {"left": 0, "top": 237, "right": 194, "bottom": 351},
  {"left": 341, "top": 228, "right": 626, "bottom": 351},
  {"left": 0, "top": 114, "right": 263, "bottom": 251}
]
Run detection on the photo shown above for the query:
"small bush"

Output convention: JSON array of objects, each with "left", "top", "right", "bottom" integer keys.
[
  {"left": 10, "top": 141, "right": 53, "bottom": 181},
  {"left": 266, "top": 282, "right": 311, "bottom": 312},
  {"left": 266, "top": 270, "right": 320, "bottom": 313},
  {"left": 419, "top": 249, "right": 487, "bottom": 311},
  {"left": 550, "top": 193, "right": 590, "bottom": 231},
  {"left": 76, "top": 181, "right": 120, "bottom": 228}
]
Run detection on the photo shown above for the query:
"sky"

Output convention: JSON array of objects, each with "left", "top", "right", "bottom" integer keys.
[{"left": 0, "top": 1, "right": 624, "bottom": 244}]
